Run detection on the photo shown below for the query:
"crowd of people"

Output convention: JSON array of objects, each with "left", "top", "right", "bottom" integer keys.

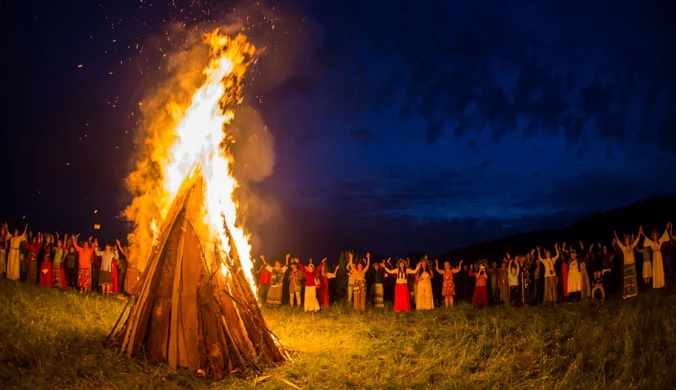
[
  {"left": 0, "top": 223, "right": 139, "bottom": 295},
  {"left": 253, "top": 223, "right": 676, "bottom": 312},
  {"left": 2, "top": 220, "right": 675, "bottom": 314}
]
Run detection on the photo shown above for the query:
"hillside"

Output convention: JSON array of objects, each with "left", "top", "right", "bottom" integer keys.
[{"left": 437, "top": 195, "right": 675, "bottom": 263}]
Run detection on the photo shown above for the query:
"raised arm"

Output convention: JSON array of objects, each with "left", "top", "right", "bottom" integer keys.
[
  {"left": 613, "top": 231, "right": 625, "bottom": 250},
  {"left": 552, "top": 245, "right": 560, "bottom": 262},
  {"left": 407, "top": 262, "right": 421, "bottom": 274},
  {"left": 362, "top": 253, "right": 371, "bottom": 273},
  {"left": 452, "top": 260, "right": 464, "bottom": 274},
  {"left": 434, "top": 259, "right": 443, "bottom": 274},
  {"left": 72, "top": 235, "right": 82, "bottom": 251},
  {"left": 537, "top": 246, "right": 544, "bottom": 262},
  {"left": 116, "top": 239, "right": 129, "bottom": 258}
]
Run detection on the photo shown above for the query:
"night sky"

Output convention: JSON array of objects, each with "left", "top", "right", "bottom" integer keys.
[{"left": 4, "top": 0, "right": 676, "bottom": 259}]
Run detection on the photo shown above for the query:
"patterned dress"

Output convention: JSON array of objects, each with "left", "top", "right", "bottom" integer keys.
[{"left": 441, "top": 269, "right": 455, "bottom": 297}]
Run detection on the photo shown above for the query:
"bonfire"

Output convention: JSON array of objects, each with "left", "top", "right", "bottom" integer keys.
[{"left": 108, "top": 29, "right": 287, "bottom": 379}]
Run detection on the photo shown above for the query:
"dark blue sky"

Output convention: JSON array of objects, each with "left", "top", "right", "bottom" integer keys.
[{"left": 4, "top": 0, "right": 675, "bottom": 258}]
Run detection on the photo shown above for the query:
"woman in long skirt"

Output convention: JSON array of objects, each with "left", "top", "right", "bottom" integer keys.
[
  {"left": 538, "top": 244, "right": 560, "bottom": 303},
  {"left": 265, "top": 257, "right": 289, "bottom": 306},
  {"left": 641, "top": 224, "right": 671, "bottom": 289},
  {"left": 349, "top": 253, "right": 371, "bottom": 311},
  {"left": 297, "top": 258, "right": 324, "bottom": 312},
  {"left": 435, "top": 259, "right": 462, "bottom": 307},
  {"left": 415, "top": 257, "right": 434, "bottom": 310},
  {"left": 566, "top": 251, "right": 582, "bottom": 302},
  {"left": 52, "top": 238, "right": 64, "bottom": 288},
  {"left": 370, "top": 261, "right": 384, "bottom": 308},
  {"left": 469, "top": 264, "right": 489, "bottom": 308},
  {"left": 319, "top": 264, "right": 339, "bottom": 307},
  {"left": 384, "top": 258, "right": 420, "bottom": 312},
  {"left": 614, "top": 229, "right": 641, "bottom": 299},
  {"left": 288, "top": 263, "right": 304, "bottom": 308},
  {"left": 111, "top": 258, "right": 119, "bottom": 293}
]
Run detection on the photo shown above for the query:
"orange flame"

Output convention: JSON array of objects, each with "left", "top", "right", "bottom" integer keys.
[{"left": 124, "top": 29, "right": 257, "bottom": 292}]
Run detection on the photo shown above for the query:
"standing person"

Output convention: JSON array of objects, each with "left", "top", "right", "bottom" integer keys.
[
  {"left": 39, "top": 234, "right": 54, "bottom": 288},
  {"left": 488, "top": 261, "right": 499, "bottom": 304},
  {"left": 434, "top": 259, "right": 463, "bottom": 307},
  {"left": 349, "top": 253, "right": 370, "bottom": 312},
  {"left": 560, "top": 243, "right": 570, "bottom": 301},
  {"left": 95, "top": 240, "right": 119, "bottom": 296},
  {"left": 115, "top": 239, "right": 128, "bottom": 295},
  {"left": 415, "top": 257, "right": 434, "bottom": 310},
  {"left": 265, "top": 255, "right": 289, "bottom": 307},
  {"left": 72, "top": 235, "right": 94, "bottom": 293},
  {"left": 639, "top": 241, "right": 652, "bottom": 288},
  {"left": 469, "top": 264, "right": 489, "bottom": 308},
  {"left": 384, "top": 258, "right": 420, "bottom": 312},
  {"left": 566, "top": 250, "right": 583, "bottom": 302},
  {"left": 346, "top": 257, "right": 356, "bottom": 304},
  {"left": 538, "top": 244, "right": 560, "bottom": 303},
  {"left": 25, "top": 232, "right": 42, "bottom": 285},
  {"left": 52, "top": 235, "right": 64, "bottom": 288},
  {"left": 579, "top": 242, "right": 592, "bottom": 299},
  {"left": 600, "top": 243, "right": 614, "bottom": 293},
  {"left": 498, "top": 261, "right": 509, "bottom": 304},
  {"left": 319, "top": 263, "right": 340, "bottom": 307},
  {"left": 507, "top": 257, "right": 520, "bottom": 307},
  {"left": 614, "top": 229, "right": 641, "bottom": 299},
  {"left": 296, "top": 257, "right": 325, "bottom": 312},
  {"left": 382, "top": 258, "right": 395, "bottom": 302},
  {"left": 91, "top": 242, "right": 102, "bottom": 293},
  {"left": 288, "top": 261, "right": 303, "bottom": 308},
  {"left": 640, "top": 224, "right": 671, "bottom": 290},
  {"left": 532, "top": 253, "right": 543, "bottom": 304},
  {"left": 370, "top": 260, "right": 385, "bottom": 308},
  {"left": 0, "top": 223, "right": 11, "bottom": 279},
  {"left": 64, "top": 245, "right": 79, "bottom": 289},
  {"left": 256, "top": 255, "right": 273, "bottom": 303},
  {"left": 520, "top": 254, "right": 533, "bottom": 306}
]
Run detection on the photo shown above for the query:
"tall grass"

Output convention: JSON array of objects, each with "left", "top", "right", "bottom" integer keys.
[{"left": 1, "top": 281, "right": 675, "bottom": 389}]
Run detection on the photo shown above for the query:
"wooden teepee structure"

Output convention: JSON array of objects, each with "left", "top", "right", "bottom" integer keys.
[{"left": 108, "top": 171, "right": 287, "bottom": 379}]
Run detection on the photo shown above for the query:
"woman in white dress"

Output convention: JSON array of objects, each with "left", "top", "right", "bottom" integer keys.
[
  {"left": 567, "top": 250, "right": 583, "bottom": 301},
  {"left": 640, "top": 224, "right": 670, "bottom": 289},
  {"left": 415, "top": 258, "right": 434, "bottom": 310}
]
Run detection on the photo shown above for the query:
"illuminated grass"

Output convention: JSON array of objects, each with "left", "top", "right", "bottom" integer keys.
[{"left": 1, "top": 281, "right": 675, "bottom": 389}]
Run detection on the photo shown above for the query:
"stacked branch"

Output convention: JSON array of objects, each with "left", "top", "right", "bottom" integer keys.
[{"left": 109, "top": 172, "right": 287, "bottom": 379}]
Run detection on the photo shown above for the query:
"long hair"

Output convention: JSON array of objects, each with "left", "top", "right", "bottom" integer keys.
[{"left": 417, "top": 260, "right": 433, "bottom": 279}]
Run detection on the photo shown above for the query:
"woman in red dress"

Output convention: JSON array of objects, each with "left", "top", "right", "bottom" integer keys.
[
  {"left": 470, "top": 264, "right": 489, "bottom": 308},
  {"left": 111, "top": 258, "right": 119, "bottom": 293},
  {"left": 384, "top": 259, "right": 420, "bottom": 312},
  {"left": 435, "top": 259, "right": 463, "bottom": 307},
  {"left": 318, "top": 264, "right": 339, "bottom": 307}
]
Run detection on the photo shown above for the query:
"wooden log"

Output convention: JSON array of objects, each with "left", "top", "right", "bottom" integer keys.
[
  {"left": 198, "top": 279, "right": 226, "bottom": 379},
  {"left": 146, "top": 212, "right": 181, "bottom": 363}
]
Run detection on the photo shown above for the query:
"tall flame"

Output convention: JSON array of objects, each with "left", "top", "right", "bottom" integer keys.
[{"left": 125, "top": 29, "right": 257, "bottom": 291}]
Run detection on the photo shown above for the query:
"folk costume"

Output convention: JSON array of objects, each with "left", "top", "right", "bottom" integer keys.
[
  {"left": 384, "top": 260, "right": 419, "bottom": 312},
  {"left": 415, "top": 264, "right": 434, "bottom": 310},
  {"left": 298, "top": 262, "right": 323, "bottom": 312},
  {"left": 616, "top": 235, "right": 640, "bottom": 299},
  {"left": 643, "top": 229, "right": 670, "bottom": 289},
  {"left": 265, "top": 264, "right": 288, "bottom": 306},
  {"left": 539, "top": 248, "right": 559, "bottom": 303}
]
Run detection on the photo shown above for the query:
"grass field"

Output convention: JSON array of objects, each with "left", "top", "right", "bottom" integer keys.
[{"left": 1, "top": 282, "right": 675, "bottom": 389}]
